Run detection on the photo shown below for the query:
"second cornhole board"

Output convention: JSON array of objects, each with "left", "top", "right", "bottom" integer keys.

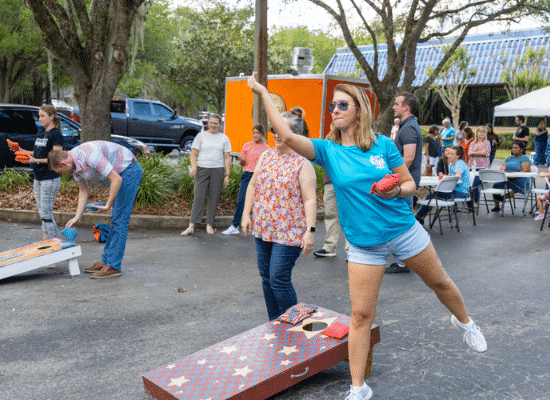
[
  {"left": 143, "top": 306, "right": 380, "bottom": 400},
  {"left": 0, "top": 238, "right": 81, "bottom": 280}
]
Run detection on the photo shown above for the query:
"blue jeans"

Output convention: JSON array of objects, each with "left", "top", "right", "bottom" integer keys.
[
  {"left": 534, "top": 139, "right": 547, "bottom": 165},
  {"left": 472, "top": 176, "right": 481, "bottom": 204},
  {"left": 102, "top": 162, "right": 143, "bottom": 271},
  {"left": 416, "top": 190, "right": 467, "bottom": 219},
  {"left": 255, "top": 238, "right": 302, "bottom": 320},
  {"left": 489, "top": 153, "right": 496, "bottom": 166},
  {"left": 231, "top": 171, "right": 253, "bottom": 228}
]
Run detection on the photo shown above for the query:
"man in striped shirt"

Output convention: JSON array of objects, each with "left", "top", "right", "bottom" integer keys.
[{"left": 48, "top": 141, "right": 143, "bottom": 279}]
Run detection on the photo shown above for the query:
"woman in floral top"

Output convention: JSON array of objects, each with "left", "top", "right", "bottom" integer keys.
[{"left": 242, "top": 113, "right": 317, "bottom": 321}]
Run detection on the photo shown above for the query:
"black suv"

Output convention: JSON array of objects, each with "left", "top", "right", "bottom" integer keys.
[{"left": 0, "top": 104, "right": 149, "bottom": 170}]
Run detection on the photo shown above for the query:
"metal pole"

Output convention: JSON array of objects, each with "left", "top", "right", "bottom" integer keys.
[{"left": 253, "top": 0, "right": 268, "bottom": 128}]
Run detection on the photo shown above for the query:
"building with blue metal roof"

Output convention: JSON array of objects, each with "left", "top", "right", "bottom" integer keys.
[{"left": 324, "top": 29, "right": 550, "bottom": 125}]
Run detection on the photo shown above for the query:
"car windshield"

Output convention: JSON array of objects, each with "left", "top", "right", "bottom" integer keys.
[{"left": 32, "top": 111, "right": 79, "bottom": 137}]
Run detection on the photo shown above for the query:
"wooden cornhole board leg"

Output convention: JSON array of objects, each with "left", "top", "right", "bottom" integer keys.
[
  {"left": 143, "top": 306, "right": 380, "bottom": 400},
  {"left": 0, "top": 242, "right": 82, "bottom": 280}
]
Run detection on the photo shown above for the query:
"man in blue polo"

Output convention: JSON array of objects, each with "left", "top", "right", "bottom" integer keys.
[{"left": 440, "top": 118, "right": 455, "bottom": 153}]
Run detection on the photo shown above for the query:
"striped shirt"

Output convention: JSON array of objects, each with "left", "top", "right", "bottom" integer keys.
[{"left": 70, "top": 141, "right": 135, "bottom": 184}]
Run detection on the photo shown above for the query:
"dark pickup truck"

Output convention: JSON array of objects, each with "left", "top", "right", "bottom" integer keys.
[{"left": 111, "top": 99, "right": 203, "bottom": 154}]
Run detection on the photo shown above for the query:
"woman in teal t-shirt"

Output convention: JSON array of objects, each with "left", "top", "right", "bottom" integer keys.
[
  {"left": 492, "top": 141, "right": 531, "bottom": 212},
  {"left": 247, "top": 73, "right": 488, "bottom": 400}
]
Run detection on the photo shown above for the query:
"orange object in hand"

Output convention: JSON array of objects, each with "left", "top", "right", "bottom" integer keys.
[
  {"left": 6, "top": 139, "right": 19, "bottom": 151},
  {"left": 370, "top": 173, "right": 401, "bottom": 194},
  {"left": 14, "top": 150, "right": 31, "bottom": 163}
]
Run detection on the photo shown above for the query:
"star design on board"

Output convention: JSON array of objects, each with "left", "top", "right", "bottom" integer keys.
[
  {"left": 233, "top": 366, "right": 254, "bottom": 377},
  {"left": 279, "top": 346, "right": 299, "bottom": 356},
  {"left": 220, "top": 345, "right": 238, "bottom": 354},
  {"left": 197, "top": 359, "right": 207, "bottom": 365},
  {"left": 239, "top": 356, "right": 247, "bottom": 361},
  {"left": 311, "top": 311, "right": 325, "bottom": 318},
  {"left": 169, "top": 376, "right": 189, "bottom": 386},
  {"left": 280, "top": 360, "right": 291, "bottom": 366},
  {"left": 263, "top": 333, "right": 276, "bottom": 341},
  {"left": 239, "top": 384, "right": 246, "bottom": 389},
  {"left": 287, "top": 317, "right": 337, "bottom": 339},
  {"left": 269, "top": 344, "right": 274, "bottom": 348},
  {"left": 166, "top": 364, "right": 176, "bottom": 370},
  {"left": 199, "top": 398, "right": 212, "bottom": 400},
  {"left": 272, "top": 321, "right": 281, "bottom": 325}
]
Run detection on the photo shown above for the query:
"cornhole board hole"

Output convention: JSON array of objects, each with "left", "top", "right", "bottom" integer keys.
[
  {"left": 0, "top": 238, "right": 81, "bottom": 280},
  {"left": 143, "top": 306, "right": 380, "bottom": 400}
]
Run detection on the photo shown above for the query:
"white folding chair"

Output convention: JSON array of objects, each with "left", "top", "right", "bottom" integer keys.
[
  {"left": 530, "top": 176, "right": 550, "bottom": 215},
  {"left": 478, "top": 169, "right": 514, "bottom": 216},
  {"left": 416, "top": 175, "right": 460, "bottom": 234},
  {"left": 454, "top": 186, "right": 476, "bottom": 227}
]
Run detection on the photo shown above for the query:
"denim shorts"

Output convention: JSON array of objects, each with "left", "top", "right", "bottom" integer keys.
[{"left": 347, "top": 221, "right": 430, "bottom": 266}]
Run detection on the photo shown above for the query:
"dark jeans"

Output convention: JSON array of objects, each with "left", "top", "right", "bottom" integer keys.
[
  {"left": 416, "top": 190, "right": 467, "bottom": 219},
  {"left": 472, "top": 176, "right": 481, "bottom": 204},
  {"left": 255, "top": 238, "right": 302, "bottom": 321},
  {"left": 231, "top": 171, "right": 253, "bottom": 228},
  {"left": 534, "top": 139, "right": 547, "bottom": 165}
]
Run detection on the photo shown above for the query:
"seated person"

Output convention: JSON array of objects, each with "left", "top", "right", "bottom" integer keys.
[
  {"left": 415, "top": 146, "right": 470, "bottom": 225},
  {"left": 492, "top": 142, "right": 531, "bottom": 212},
  {"left": 436, "top": 146, "right": 451, "bottom": 176},
  {"left": 534, "top": 169, "right": 550, "bottom": 221}
]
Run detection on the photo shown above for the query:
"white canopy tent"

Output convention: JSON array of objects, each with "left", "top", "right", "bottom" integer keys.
[{"left": 494, "top": 86, "right": 550, "bottom": 118}]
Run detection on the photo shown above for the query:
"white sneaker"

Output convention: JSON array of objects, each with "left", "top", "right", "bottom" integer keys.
[
  {"left": 344, "top": 382, "right": 373, "bottom": 400},
  {"left": 222, "top": 225, "right": 239, "bottom": 235},
  {"left": 451, "top": 315, "right": 487, "bottom": 353}
]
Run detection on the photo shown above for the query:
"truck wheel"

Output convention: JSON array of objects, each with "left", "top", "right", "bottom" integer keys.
[{"left": 179, "top": 135, "right": 195, "bottom": 154}]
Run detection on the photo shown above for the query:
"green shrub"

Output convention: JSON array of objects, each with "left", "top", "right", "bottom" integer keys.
[
  {"left": 0, "top": 170, "right": 32, "bottom": 192},
  {"left": 220, "top": 163, "right": 244, "bottom": 201},
  {"left": 497, "top": 131, "right": 534, "bottom": 150},
  {"left": 58, "top": 172, "right": 75, "bottom": 194},
  {"left": 135, "top": 154, "right": 175, "bottom": 206},
  {"left": 312, "top": 163, "right": 326, "bottom": 192},
  {"left": 174, "top": 157, "right": 195, "bottom": 200}
]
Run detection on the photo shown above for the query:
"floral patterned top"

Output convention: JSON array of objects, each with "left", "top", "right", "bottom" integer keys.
[
  {"left": 467, "top": 139, "right": 491, "bottom": 168},
  {"left": 252, "top": 148, "right": 306, "bottom": 247}
]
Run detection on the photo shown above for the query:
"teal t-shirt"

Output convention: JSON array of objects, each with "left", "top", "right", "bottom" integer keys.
[
  {"left": 311, "top": 136, "right": 416, "bottom": 248},
  {"left": 448, "top": 159, "right": 470, "bottom": 194}
]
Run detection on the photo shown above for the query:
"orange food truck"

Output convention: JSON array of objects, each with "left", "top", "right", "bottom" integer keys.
[{"left": 224, "top": 74, "right": 379, "bottom": 151}]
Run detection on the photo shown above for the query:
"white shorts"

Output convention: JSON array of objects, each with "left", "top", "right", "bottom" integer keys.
[{"left": 347, "top": 221, "right": 431, "bottom": 266}]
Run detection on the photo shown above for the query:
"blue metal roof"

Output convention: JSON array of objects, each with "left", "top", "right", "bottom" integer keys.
[{"left": 324, "top": 29, "right": 550, "bottom": 87}]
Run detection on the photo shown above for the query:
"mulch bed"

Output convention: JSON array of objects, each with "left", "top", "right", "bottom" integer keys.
[{"left": 0, "top": 184, "right": 326, "bottom": 217}]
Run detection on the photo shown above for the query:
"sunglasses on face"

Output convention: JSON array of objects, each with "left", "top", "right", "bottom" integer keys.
[{"left": 328, "top": 100, "right": 351, "bottom": 113}]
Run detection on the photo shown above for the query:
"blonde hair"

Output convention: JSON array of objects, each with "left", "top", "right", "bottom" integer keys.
[
  {"left": 475, "top": 128, "right": 486, "bottom": 142},
  {"left": 40, "top": 104, "right": 62, "bottom": 131},
  {"left": 326, "top": 84, "right": 376, "bottom": 152}
]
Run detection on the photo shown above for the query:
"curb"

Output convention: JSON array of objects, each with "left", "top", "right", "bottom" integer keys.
[{"left": 0, "top": 208, "right": 326, "bottom": 231}]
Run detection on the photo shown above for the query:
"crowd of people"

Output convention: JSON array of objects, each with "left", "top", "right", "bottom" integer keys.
[{"left": 7, "top": 88, "right": 550, "bottom": 400}]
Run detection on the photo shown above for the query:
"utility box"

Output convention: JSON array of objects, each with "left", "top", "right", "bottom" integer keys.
[{"left": 224, "top": 74, "right": 379, "bottom": 152}]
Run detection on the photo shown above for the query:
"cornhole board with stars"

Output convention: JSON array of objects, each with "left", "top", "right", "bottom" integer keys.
[
  {"left": 0, "top": 238, "right": 81, "bottom": 280},
  {"left": 143, "top": 306, "right": 380, "bottom": 400}
]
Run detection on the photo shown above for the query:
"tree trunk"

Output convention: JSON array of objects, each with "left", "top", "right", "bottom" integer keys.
[{"left": 26, "top": 0, "right": 146, "bottom": 143}]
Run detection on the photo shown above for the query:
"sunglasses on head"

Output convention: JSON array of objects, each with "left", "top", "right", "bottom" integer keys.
[{"left": 328, "top": 100, "right": 351, "bottom": 113}]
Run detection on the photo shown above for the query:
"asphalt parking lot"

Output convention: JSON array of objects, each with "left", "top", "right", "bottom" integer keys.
[{"left": 1, "top": 203, "right": 549, "bottom": 399}]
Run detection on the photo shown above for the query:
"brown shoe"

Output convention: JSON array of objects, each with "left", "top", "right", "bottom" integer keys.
[
  {"left": 85, "top": 261, "right": 106, "bottom": 273},
  {"left": 90, "top": 265, "right": 121, "bottom": 279}
]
